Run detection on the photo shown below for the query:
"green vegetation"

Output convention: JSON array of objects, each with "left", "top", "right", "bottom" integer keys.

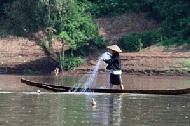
[
  {"left": 57, "top": 54, "right": 84, "bottom": 70},
  {"left": 0, "top": 0, "right": 104, "bottom": 70},
  {"left": 0, "top": 0, "right": 190, "bottom": 68},
  {"left": 90, "top": 0, "right": 190, "bottom": 51},
  {"left": 63, "top": 56, "right": 84, "bottom": 70},
  {"left": 182, "top": 59, "right": 190, "bottom": 68},
  {"left": 2, "top": 0, "right": 103, "bottom": 50},
  {"left": 120, "top": 33, "right": 143, "bottom": 52},
  {"left": 119, "top": 29, "right": 162, "bottom": 51}
]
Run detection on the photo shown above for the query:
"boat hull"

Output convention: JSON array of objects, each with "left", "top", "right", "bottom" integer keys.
[{"left": 21, "top": 78, "right": 190, "bottom": 95}]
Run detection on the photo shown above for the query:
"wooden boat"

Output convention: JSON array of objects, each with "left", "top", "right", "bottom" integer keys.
[{"left": 21, "top": 78, "right": 190, "bottom": 95}]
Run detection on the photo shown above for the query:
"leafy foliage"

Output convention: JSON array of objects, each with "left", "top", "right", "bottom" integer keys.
[
  {"left": 3, "top": 0, "right": 104, "bottom": 50},
  {"left": 120, "top": 33, "right": 143, "bottom": 52},
  {"left": 89, "top": 0, "right": 190, "bottom": 47},
  {"left": 2, "top": 0, "right": 105, "bottom": 69},
  {"left": 1, "top": 0, "right": 190, "bottom": 68},
  {"left": 57, "top": 54, "right": 84, "bottom": 70},
  {"left": 119, "top": 29, "right": 162, "bottom": 51}
]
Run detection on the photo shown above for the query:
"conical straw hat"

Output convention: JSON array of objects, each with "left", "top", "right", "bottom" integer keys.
[{"left": 107, "top": 45, "right": 122, "bottom": 53}]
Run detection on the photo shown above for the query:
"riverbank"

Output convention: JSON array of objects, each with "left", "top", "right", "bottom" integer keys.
[
  {"left": 0, "top": 11, "right": 190, "bottom": 76},
  {"left": 74, "top": 45, "right": 190, "bottom": 76},
  {"left": 0, "top": 36, "right": 57, "bottom": 74},
  {"left": 0, "top": 36, "right": 190, "bottom": 76}
]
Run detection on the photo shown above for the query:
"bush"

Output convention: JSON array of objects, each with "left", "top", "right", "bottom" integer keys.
[
  {"left": 3, "top": 0, "right": 105, "bottom": 69},
  {"left": 88, "top": 0, "right": 141, "bottom": 17},
  {"left": 89, "top": 0, "right": 190, "bottom": 47},
  {"left": 56, "top": 54, "right": 85, "bottom": 70},
  {"left": 140, "top": 29, "right": 163, "bottom": 47},
  {"left": 63, "top": 57, "right": 85, "bottom": 70},
  {"left": 119, "top": 33, "right": 143, "bottom": 52},
  {"left": 159, "top": 37, "right": 179, "bottom": 47},
  {"left": 119, "top": 29, "right": 162, "bottom": 51}
]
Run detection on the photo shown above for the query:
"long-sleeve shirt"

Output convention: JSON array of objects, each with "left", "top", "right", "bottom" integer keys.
[{"left": 104, "top": 54, "right": 121, "bottom": 71}]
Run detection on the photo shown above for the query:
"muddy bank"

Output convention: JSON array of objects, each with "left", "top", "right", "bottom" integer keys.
[
  {"left": 0, "top": 37, "right": 190, "bottom": 76},
  {"left": 74, "top": 46, "right": 190, "bottom": 76},
  {"left": 0, "top": 36, "right": 57, "bottom": 74}
]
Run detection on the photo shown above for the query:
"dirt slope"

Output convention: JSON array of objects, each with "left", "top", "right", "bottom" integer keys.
[
  {"left": 95, "top": 13, "right": 158, "bottom": 41},
  {"left": 0, "top": 36, "right": 55, "bottom": 73},
  {"left": 75, "top": 45, "right": 190, "bottom": 76}
]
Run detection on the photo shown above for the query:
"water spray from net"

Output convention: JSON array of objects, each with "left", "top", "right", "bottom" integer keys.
[{"left": 71, "top": 52, "right": 112, "bottom": 92}]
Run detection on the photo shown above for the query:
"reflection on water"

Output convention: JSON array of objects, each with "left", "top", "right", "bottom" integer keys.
[
  {"left": 0, "top": 74, "right": 190, "bottom": 126},
  {"left": 0, "top": 93, "right": 190, "bottom": 126},
  {"left": 25, "top": 74, "right": 190, "bottom": 90},
  {"left": 1, "top": 74, "right": 190, "bottom": 92}
]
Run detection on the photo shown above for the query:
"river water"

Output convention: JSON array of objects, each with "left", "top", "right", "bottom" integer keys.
[{"left": 0, "top": 74, "right": 190, "bottom": 126}]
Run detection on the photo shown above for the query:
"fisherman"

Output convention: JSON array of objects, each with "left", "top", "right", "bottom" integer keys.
[{"left": 103, "top": 45, "right": 124, "bottom": 90}]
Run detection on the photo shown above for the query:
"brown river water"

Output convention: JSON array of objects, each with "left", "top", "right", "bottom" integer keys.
[{"left": 0, "top": 74, "right": 190, "bottom": 126}]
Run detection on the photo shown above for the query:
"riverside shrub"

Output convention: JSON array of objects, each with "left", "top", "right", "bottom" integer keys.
[
  {"left": 63, "top": 56, "right": 84, "bottom": 70},
  {"left": 119, "top": 29, "right": 162, "bottom": 52},
  {"left": 4, "top": 0, "right": 104, "bottom": 51},
  {"left": 89, "top": 0, "right": 190, "bottom": 46},
  {"left": 120, "top": 33, "right": 143, "bottom": 52}
]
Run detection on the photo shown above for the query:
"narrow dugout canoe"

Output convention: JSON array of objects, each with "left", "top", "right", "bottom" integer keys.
[{"left": 21, "top": 78, "right": 190, "bottom": 95}]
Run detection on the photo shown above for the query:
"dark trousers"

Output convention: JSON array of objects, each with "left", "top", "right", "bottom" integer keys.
[{"left": 110, "top": 73, "right": 122, "bottom": 85}]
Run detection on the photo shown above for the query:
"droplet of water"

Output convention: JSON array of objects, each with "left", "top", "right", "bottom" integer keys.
[
  {"left": 72, "top": 52, "right": 109, "bottom": 92},
  {"left": 181, "top": 105, "right": 186, "bottom": 108},
  {"left": 11, "top": 116, "right": 15, "bottom": 119}
]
